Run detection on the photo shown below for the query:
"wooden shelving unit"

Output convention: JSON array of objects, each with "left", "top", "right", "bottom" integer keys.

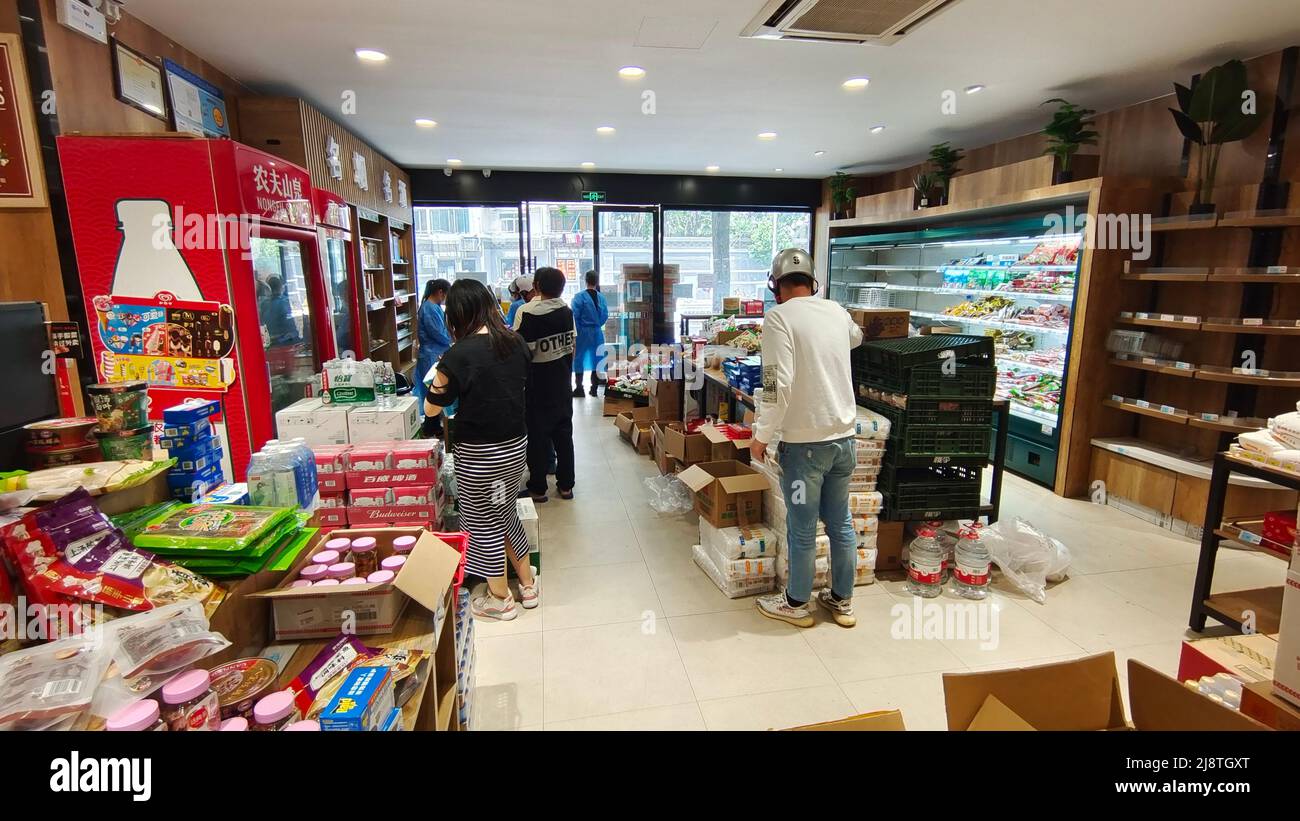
[{"left": 389, "top": 219, "right": 419, "bottom": 381}]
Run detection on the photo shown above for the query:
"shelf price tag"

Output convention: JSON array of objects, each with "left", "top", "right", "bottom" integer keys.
[
  {"left": 1135, "top": 399, "right": 1151, "bottom": 409},
  {"left": 1174, "top": 361, "right": 1194, "bottom": 370},
  {"left": 1237, "top": 530, "right": 1263, "bottom": 546},
  {"left": 1159, "top": 314, "right": 1176, "bottom": 322},
  {"left": 1159, "top": 404, "right": 1177, "bottom": 415},
  {"left": 1267, "top": 266, "right": 1286, "bottom": 274},
  {"left": 1242, "top": 318, "right": 1264, "bottom": 326},
  {"left": 1201, "top": 413, "right": 1220, "bottom": 422},
  {"left": 1110, "top": 394, "right": 1124, "bottom": 403}
]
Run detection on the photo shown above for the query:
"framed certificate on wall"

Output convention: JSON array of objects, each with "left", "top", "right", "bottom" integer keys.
[
  {"left": 110, "top": 38, "right": 168, "bottom": 121},
  {"left": 0, "top": 33, "right": 47, "bottom": 208}
]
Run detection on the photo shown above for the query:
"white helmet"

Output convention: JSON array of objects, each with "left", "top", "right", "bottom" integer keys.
[
  {"left": 768, "top": 248, "right": 817, "bottom": 293},
  {"left": 509, "top": 275, "right": 534, "bottom": 298}
]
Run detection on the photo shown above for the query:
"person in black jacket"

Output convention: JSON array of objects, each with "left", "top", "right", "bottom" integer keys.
[{"left": 513, "top": 266, "right": 577, "bottom": 501}]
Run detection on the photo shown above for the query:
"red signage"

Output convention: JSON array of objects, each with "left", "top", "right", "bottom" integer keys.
[
  {"left": 314, "top": 187, "right": 351, "bottom": 230},
  {"left": 0, "top": 38, "right": 37, "bottom": 203},
  {"left": 233, "top": 144, "right": 314, "bottom": 228}
]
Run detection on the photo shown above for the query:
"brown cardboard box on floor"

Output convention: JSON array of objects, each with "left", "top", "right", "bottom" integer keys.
[
  {"left": 943, "top": 652, "right": 1129, "bottom": 730},
  {"left": 700, "top": 411, "right": 754, "bottom": 464},
  {"left": 630, "top": 421, "right": 655, "bottom": 455},
  {"left": 787, "top": 709, "right": 906, "bottom": 731},
  {"left": 1240, "top": 680, "right": 1300, "bottom": 730},
  {"left": 1177, "top": 633, "right": 1276, "bottom": 684},
  {"left": 603, "top": 394, "right": 637, "bottom": 417},
  {"left": 647, "top": 377, "right": 682, "bottom": 421},
  {"left": 677, "top": 460, "right": 768, "bottom": 528},
  {"left": 1128, "top": 660, "right": 1268, "bottom": 730},
  {"left": 850, "top": 308, "right": 910, "bottom": 340},
  {"left": 615, "top": 406, "right": 657, "bottom": 440},
  {"left": 655, "top": 420, "right": 711, "bottom": 465},
  {"left": 875, "top": 520, "right": 906, "bottom": 572},
  {"left": 1274, "top": 570, "right": 1300, "bottom": 708}
]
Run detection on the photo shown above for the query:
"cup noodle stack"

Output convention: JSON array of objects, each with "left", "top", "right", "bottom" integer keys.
[{"left": 311, "top": 440, "right": 446, "bottom": 531}]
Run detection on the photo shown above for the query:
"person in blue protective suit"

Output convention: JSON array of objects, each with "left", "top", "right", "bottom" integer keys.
[
  {"left": 570, "top": 269, "right": 609, "bottom": 397},
  {"left": 416, "top": 278, "right": 452, "bottom": 435},
  {"left": 505, "top": 275, "right": 534, "bottom": 329}
]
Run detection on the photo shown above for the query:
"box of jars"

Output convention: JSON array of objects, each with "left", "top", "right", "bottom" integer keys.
[{"left": 251, "top": 526, "right": 462, "bottom": 640}]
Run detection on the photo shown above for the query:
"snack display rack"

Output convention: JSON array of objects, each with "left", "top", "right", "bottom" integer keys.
[{"left": 830, "top": 216, "right": 1082, "bottom": 487}]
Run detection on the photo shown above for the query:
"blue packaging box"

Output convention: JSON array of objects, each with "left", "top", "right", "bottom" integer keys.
[
  {"left": 173, "top": 446, "right": 224, "bottom": 474},
  {"left": 167, "top": 462, "right": 223, "bottom": 494},
  {"left": 200, "top": 483, "right": 249, "bottom": 505},
  {"left": 162, "top": 399, "right": 220, "bottom": 426},
  {"left": 160, "top": 417, "right": 214, "bottom": 447},
  {"left": 165, "top": 433, "right": 221, "bottom": 462},
  {"left": 320, "top": 666, "right": 395, "bottom": 731},
  {"left": 169, "top": 478, "right": 221, "bottom": 502},
  {"left": 379, "top": 707, "right": 403, "bottom": 731}
]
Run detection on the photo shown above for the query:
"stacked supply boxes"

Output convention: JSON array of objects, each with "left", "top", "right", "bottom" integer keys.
[
  {"left": 310, "top": 440, "right": 445, "bottom": 530},
  {"left": 693, "top": 519, "right": 778, "bottom": 598},
  {"left": 723, "top": 356, "right": 762, "bottom": 396},
  {"left": 160, "top": 399, "right": 225, "bottom": 500},
  {"left": 854, "top": 335, "right": 996, "bottom": 521}
]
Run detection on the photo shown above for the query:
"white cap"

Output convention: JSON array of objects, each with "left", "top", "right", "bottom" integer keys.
[{"left": 509, "top": 275, "right": 534, "bottom": 297}]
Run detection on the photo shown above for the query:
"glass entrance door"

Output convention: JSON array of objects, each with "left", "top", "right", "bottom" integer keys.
[{"left": 595, "top": 206, "right": 660, "bottom": 348}]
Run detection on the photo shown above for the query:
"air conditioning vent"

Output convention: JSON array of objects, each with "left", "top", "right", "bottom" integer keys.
[{"left": 743, "top": 0, "right": 959, "bottom": 45}]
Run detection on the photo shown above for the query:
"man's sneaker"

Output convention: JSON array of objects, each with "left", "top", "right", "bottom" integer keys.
[
  {"left": 572, "top": 386, "right": 586, "bottom": 398},
  {"left": 756, "top": 592, "right": 814, "bottom": 628},
  {"left": 816, "top": 589, "right": 856, "bottom": 628},
  {"left": 588, "top": 385, "right": 599, "bottom": 396},
  {"left": 518, "top": 574, "right": 540, "bottom": 609},
  {"left": 528, "top": 490, "right": 549, "bottom": 503},
  {"left": 472, "top": 589, "right": 518, "bottom": 621}
]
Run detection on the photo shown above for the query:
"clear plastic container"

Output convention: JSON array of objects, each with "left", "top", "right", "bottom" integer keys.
[
  {"left": 311, "top": 549, "right": 341, "bottom": 566},
  {"left": 366, "top": 569, "right": 396, "bottom": 585},
  {"left": 299, "top": 564, "right": 328, "bottom": 583},
  {"left": 391, "top": 535, "right": 417, "bottom": 555},
  {"left": 381, "top": 555, "right": 407, "bottom": 572},
  {"left": 906, "top": 528, "right": 944, "bottom": 598},
  {"left": 219, "top": 716, "right": 249, "bottom": 731},
  {"left": 160, "top": 669, "right": 221, "bottom": 731},
  {"left": 251, "top": 690, "right": 296, "bottom": 731},
  {"left": 327, "top": 561, "right": 356, "bottom": 580},
  {"left": 951, "top": 531, "right": 991, "bottom": 599},
  {"left": 350, "top": 537, "right": 379, "bottom": 577}
]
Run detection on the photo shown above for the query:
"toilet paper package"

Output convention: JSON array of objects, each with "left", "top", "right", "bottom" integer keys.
[
  {"left": 698, "top": 519, "right": 777, "bottom": 561},
  {"left": 692, "top": 543, "right": 775, "bottom": 599}
]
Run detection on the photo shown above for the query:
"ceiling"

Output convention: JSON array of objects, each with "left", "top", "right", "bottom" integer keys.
[{"left": 125, "top": 0, "right": 1300, "bottom": 178}]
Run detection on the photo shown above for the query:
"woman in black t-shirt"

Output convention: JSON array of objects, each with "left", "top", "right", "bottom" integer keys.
[{"left": 425, "top": 279, "right": 538, "bottom": 621}]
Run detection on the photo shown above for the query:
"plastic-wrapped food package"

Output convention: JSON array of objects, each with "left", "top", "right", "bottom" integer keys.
[
  {"left": 848, "top": 491, "right": 883, "bottom": 515},
  {"left": 775, "top": 531, "right": 830, "bottom": 558},
  {"left": 108, "top": 600, "right": 230, "bottom": 680},
  {"left": 698, "top": 519, "right": 777, "bottom": 560},
  {"left": 700, "top": 538, "right": 775, "bottom": 581},
  {"left": 692, "top": 544, "right": 774, "bottom": 599},
  {"left": 0, "top": 633, "right": 113, "bottom": 730},
  {"left": 133, "top": 504, "right": 296, "bottom": 553},
  {"left": 854, "top": 408, "right": 892, "bottom": 440},
  {"left": 2, "top": 488, "right": 219, "bottom": 613},
  {"left": 775, "top": 554, "right": 830, "bottom": 589}
]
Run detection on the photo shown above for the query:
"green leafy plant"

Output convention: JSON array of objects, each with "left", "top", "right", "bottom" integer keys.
[
  {"left": 1168, "top": 59, "right": 1266, "bottom": 209},
  {"left": 830, "top": 171, "right": 856, "bottom": 216},
  {"left": 927, "top": 142, "right": 964, "bottom": 200},
  {"left": 913, "top": 172, "right": 937, "bottom": 199},
  {"left": 1041, "top": 98, "right": 1099, "bottom": 173}
]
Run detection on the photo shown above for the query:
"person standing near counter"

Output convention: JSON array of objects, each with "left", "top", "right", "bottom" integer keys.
[
  {"left": 571, "top": 269, "right": 609, "bottom": 397},
  {"left": 415, "top": 279, "right": 452, "bottom": 401},
  {"left": 424, "top": 279, "right": 538, "bottom": 621},
  {"left": 505, "top": 275, "right": 534, "bottom": 328},
  {"left": 514, "top": 267, "right": 576, "bottom": 501}
]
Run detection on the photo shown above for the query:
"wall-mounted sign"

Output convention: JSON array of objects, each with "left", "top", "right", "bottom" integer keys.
[
  {"left": 397, "top": 179, "right": 408, "bottom": 209},
  {"left": 382, "top": 170, "right": 393, "bottom": 204},
  {"left": 325, "top": 134, "right": 343, "bottom": 180},
  {"left": 0, "top": 34, "right": 47, "bottom": 208},
  {"left": 235, "top": 147, "right": 314, "bottom": 228},
  {"left": 580, "top": 190, "right": 607, "bottom": 203},
  {"left": 163, "top": 58, "right": 229, "bottom": 138},
  {"left": 352, "top": 151, "right": 369, "bottom": 190},
  {"left": 46, "top": 321, "right": 82, "bottom": 358},
  {"left": 111, "top": 38, "right": 167, "bottom": 122}
]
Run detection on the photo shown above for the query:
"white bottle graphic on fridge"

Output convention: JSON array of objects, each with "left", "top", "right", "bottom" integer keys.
[{"left": 111, "top": 199, "right": 204, "bottom": 301}]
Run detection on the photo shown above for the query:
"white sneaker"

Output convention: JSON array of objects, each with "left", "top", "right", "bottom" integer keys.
[
  {"left": 518, "top": 574, "right": 540, "bottom": 609},
  {"left": 472, "top": 589, "right": 518, "bottom": 621},
  {"left": 816, "top": 589, "right": 856, "bottom": 628},
  {"left": 755, "top": 592, "right": 814, "bottom": 628}
]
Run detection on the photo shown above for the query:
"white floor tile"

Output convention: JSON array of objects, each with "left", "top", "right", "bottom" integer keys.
[
  {"left": 669, "top": 609, "right": 834, "bottom": 701},
  {"left": 545, "top": 702, "right": 706, "bottom": 731},
  {"left": 839, "top": 671, "right": 953, "bottom": 731},
  {"left": 698, "top": 684, "right": 857, "bottom": 731},
  {"left": 540, "top": 561, "right": 664, "bottom": 631},
  {"left": 801, "top": 594, "right": 968, "bottom": 683},
  {"left": 472, "top": 633, "right": 544, "bottom": 730}
]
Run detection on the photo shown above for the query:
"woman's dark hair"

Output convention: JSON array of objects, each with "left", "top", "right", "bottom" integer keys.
[
  {"left": 585, "top": 269, "right": 599, "bottom": 288},
  {"left": 444, "top": 279, "right": 519, "bottom": 359},
  {"left": 423, "top": 278, "right": 451, "bottom": 301},
  {"left": 534, "top": 267, "right": 566, "bottom": 298}
]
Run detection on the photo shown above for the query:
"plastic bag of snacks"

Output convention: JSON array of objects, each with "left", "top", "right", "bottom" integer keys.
[
  {"left": 1, "top": 488, "right": 219, "bottom": 613},
  {"left": 133, "top": 504, "right": 296, "bottom": 554},
  {"left": 0, "top": 633, "right": 114, "bottom": 730},
  {"left": 108, "top": 599, "right": 230, "bottom": 680}
]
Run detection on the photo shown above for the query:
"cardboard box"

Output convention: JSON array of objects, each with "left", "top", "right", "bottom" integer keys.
[
  {"left": 603, "top": 394, "right": 636, "bottom": 417},
  {"left": 1240, "top": 680, "right": 1300, "bottom": 730},
  {"left": 1128, "top": 660, "right": 1267, "bottom": 730},
  {"left": 875, "top": 521, "right": 906, "bottom": 572},
  {"left": 700, "top": 420, "right": 753, "bottom": 464},
  {"left": 1274, "top": 570, "right": 1300, "bottom": 707},
  {"left": 656, "top": 420, "right": 710, "bottom": 465},
  {"left": 850, "top": 308, "right": 910, "bottom": 340},
  {"left": 516, "top": 498, "right": 539, "bottom": 553},
  {"left": 199, "top": 552, "right": 300, "bottom": 670},
  {"left": 347, "top": 505, "right": 439, "bottom": 525},
  {"left": 677, "top": 460, "right": 768, "bottom": 528},
  {"left": 275, "top": 398, "right": 351, "bottom": 446},
  {"left": 630, "top": 421, "right": 655, "bottom": 455},
  {"left": 786, "top": 710, "right": 906, "bottom": 731},
  {"left": 251, "top": 527, "right": 461, "bottom": 640},
  {"left": 647, "top": 378, "right": 682, "bottom": 421},
  {"left": 943, "top": 653, "right": 1128, "bottom": 731},
  {"left": 347, "top": 395, "right": 420, "bottom": 443},
  {"left": 616, "top": 407, "right": 657, "bottom": 441},
  {"left": 1177, "top": 633, "right": 1277, "bottom": 684},
  {"left": 94, "top": 470, "right": 170, "bottom": 517}
]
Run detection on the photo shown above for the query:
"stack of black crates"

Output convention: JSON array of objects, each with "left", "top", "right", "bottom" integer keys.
[{"left": 853, "top": 335, "right": 997, "bottom": 521}]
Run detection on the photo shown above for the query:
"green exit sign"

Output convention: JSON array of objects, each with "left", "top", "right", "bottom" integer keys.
[{"left": 581, "top": 191, "right": 606, "bottom": 203}]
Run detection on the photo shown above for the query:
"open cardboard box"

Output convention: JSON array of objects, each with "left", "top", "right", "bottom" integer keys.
[
  {"left": 850, "top": 307, "right": 910, "bottom": 340},
  {"left": 654, "top": 420, "right": 711, "bottom": 465},
  {"left": 647, "top": 377, "right": 682, "bottom": 421},
  {"left": 1127, "top": 660, "right": 1268, "bottom": 731},
  {"left": 677, "top": 460, "right": 768, "bottom": 528},
  {"left": 699, "top": 414, "right": 753, "bottom": 464},
  {"left": 250, "top": 526, "right": 462, "bottom": 640},
  {"left": 630, "top": 420, "right": 655, "bottom": 455},
  {"left": 943, "top": 652, "right": 1129, "bottom": 730},
  {"left": 1240, "top": 680, "right": 1300, "bottom": 730},
  {"left": 787, "top": 709, "right": 906, "bottom": 731},
  {"left": 616, "top": 406, "right": 657, "bottom": 440},
  {"left": 603, "top": 393, "right": 637, "bottom": 417},
  {"left": 1177, "top": 633, "right": 1276, "bottom": 685}
]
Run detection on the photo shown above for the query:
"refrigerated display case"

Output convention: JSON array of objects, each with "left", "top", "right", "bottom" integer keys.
[
  {"left": 315, "top": 189, "right": 359, "bottom": 360},
  {"left": 829, "top": 217, "right": 1082, "bottom": 487},
  {"left": 58, "top": 136, "right": 331, "bottom": 479}
]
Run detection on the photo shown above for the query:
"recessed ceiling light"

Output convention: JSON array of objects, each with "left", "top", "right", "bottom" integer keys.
[
  {"left": 446, "top": 159, "right": 462, "bottom": 166},
  {"left": 618, "top": 66, "right": 645, "bottom": 79},
  {"left": 842, "top": 77, "right": 870, "bottom": 90},
  {"left": 355, "top": 49, "right": 388, "bottom": 63},
  {"left": 813, "top": 150, "right": 826, "bottom": 157},
  {"left": 581, "top": 162, "right": 596, "bottom": 169},
  {"left": 596, "top": 126, "right": 616, "bottom": 135},
  {"left": 870, "top": 125, "right": 886, "bottom": 134},
  {"left": 706, "top": 165, "right": 720, "bottom": 173},
  {"left": 757, "top": 131, "right": 778, "bottom": 141},
  {"left": 965, "top": 84, "right": 986, "bottom": 94},
  {"left": 774, "top": 168, "right": 784, "bottom": 173},
  {"left": 414, "top": 118, "right": 437, "bottom": 128}
]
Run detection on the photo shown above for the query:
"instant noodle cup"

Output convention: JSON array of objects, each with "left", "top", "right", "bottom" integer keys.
[
  {"left": 23, "top": 417, "right": 98, "bottom": 451},
  {"left": 27, "top": 443, "right": 102, "bottom": 469},
  {"left": 87, "top": 381, "right": 148, "bottom": 432},
  {"left": 94, "top": 425, "right": 153, "bottom": 461}
]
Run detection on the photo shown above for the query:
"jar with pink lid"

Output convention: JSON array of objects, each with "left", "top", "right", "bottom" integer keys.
[
  {"left": 219, "top": 717, "right": 249, "bottom": 731},
  {"left": 160, "top": 669, "right": 221, "bottom": 731},
  {"left": 311, "top": 549, "right": 341, "bottom": 566},
  {"left": 106, "top": 699, "right": 166, "bottom": 732},
  {"left": 339, "top": 576, "right": 369, "bottom": 586},
  {"left": 324, "top": 537, "right": 352, "bottom": 553},
  {"left": 299, "top": 564, "right": 328, "bottom": 583},
  {"left": 350, "top": 537, "right": 379, "bottom": 576},
  {"left": 391, "top": 535, "right": 417, "bottom": 555},
  {"left": 327, "top": 561, "right": 356, "bottom": 580},
  {"left": 366, "top": 569, "right": 395, "bottom": 585},
  {"left": 283, "top": 719, "right": 320, "bottom": 731},
  {"left": 288, "top": 579, "right": 313, "bottom": 589},
  {"left": 380, "top": 555, "right": 407, "bottom": 573},
  {"left": 251, "top": 690, "right": 297, "bottom": 731},
  {"left": 314, "top": 579, "right": 341, "bottom": 587}
]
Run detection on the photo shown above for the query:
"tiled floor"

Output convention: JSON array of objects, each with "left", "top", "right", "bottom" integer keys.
[{"left": 470, "top": 399, "right": 1284, "bottom": 731}]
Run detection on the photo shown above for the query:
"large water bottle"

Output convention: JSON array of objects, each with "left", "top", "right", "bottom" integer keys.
[
  {"left": 246, "top": 451, "right": 273, "bottom": 506},
  {"left": 381, "top": 362, "right": 397, "bottom": 407},
  {"left": 906, "top": 527, "right": 945, "bottom": 599},
  {"left": 289, "top": 437, "right": 320, "bottom": 511},
  {"left": 248, "top": 448, "right": 294, "bottom": 507},
  {"left": 951, "top": 530, "right": 991, "bottom": 600},
  {"left": 273, "top": 443, "right": 311, "bottom": 510}
]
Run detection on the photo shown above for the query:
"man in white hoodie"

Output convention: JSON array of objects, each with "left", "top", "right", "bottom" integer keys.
[{"left": 750, "top": 249, "right": 864, "bottom": 629}]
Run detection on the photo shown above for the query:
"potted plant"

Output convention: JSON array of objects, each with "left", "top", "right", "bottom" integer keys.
[
  {"left": 830, "top": 172, "right": 856, "bottom": 220},
  {"left": 928, "top": 142, "right": 963, "bottom": 205},
  {"left": 1168, "top": 59, "right": 1266, "bottom": 215},
  {"left": 1041, "top": 98, "right": 1099, "bottom": 184},
  {"left": 913, "top": 171, "right": 938, "bottom": 209}
]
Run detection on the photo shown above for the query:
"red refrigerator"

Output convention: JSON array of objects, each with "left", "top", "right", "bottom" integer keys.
[
  {"left": 314, "top": 188, "right": 361, "bottom": 361},
  {"left": 58, "top": 136, "right": 332, "bottom": 480}
]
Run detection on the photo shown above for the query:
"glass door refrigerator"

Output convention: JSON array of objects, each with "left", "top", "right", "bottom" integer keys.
[
  {"left": 314, "top": 189, "right": 359, "bottom": 360},
  {"left": 58, "top": 136, "right": 331, "bottom": 480},
  {"left": 829, "top": 216, "right": 1082, "bottom": 487}
]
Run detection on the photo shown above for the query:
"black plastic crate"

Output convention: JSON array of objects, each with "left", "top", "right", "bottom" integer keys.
[
  {"left": 854, "top": 356, "right": 996, "bottom": 399},
  {"left": 863, "top": 396, "right": 993, "bottom": 427},
  {"left": 863, "top": 400, "right": 992, "bottom": 464},
  {"left": 854, "top": 335, "right": 994, "bottom": 393},
  {"left": 879, "top": 462, "right": 984, "bottom": 520}
]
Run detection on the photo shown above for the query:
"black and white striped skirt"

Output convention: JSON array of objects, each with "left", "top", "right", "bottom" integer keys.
[{"left": 453, "top": 435, "right": 530, "bottom": 578}]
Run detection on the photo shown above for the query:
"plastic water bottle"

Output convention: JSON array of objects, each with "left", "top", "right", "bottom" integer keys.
[
  {"left": 951, "top": 531, "right": 991, "bottom": 599},
  {"left": 906, "top": 527, "right": 945, "bottom": 598},
  {"left": 248, "top": 449, "right": 294, "bottom": 507},
  {"left": 289, "top": 437, "right": 320, "bottom": 511}
]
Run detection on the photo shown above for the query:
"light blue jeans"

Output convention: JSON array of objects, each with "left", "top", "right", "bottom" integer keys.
[{"left": 778, "top": 437, "right": 858, "bottom": 604}]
